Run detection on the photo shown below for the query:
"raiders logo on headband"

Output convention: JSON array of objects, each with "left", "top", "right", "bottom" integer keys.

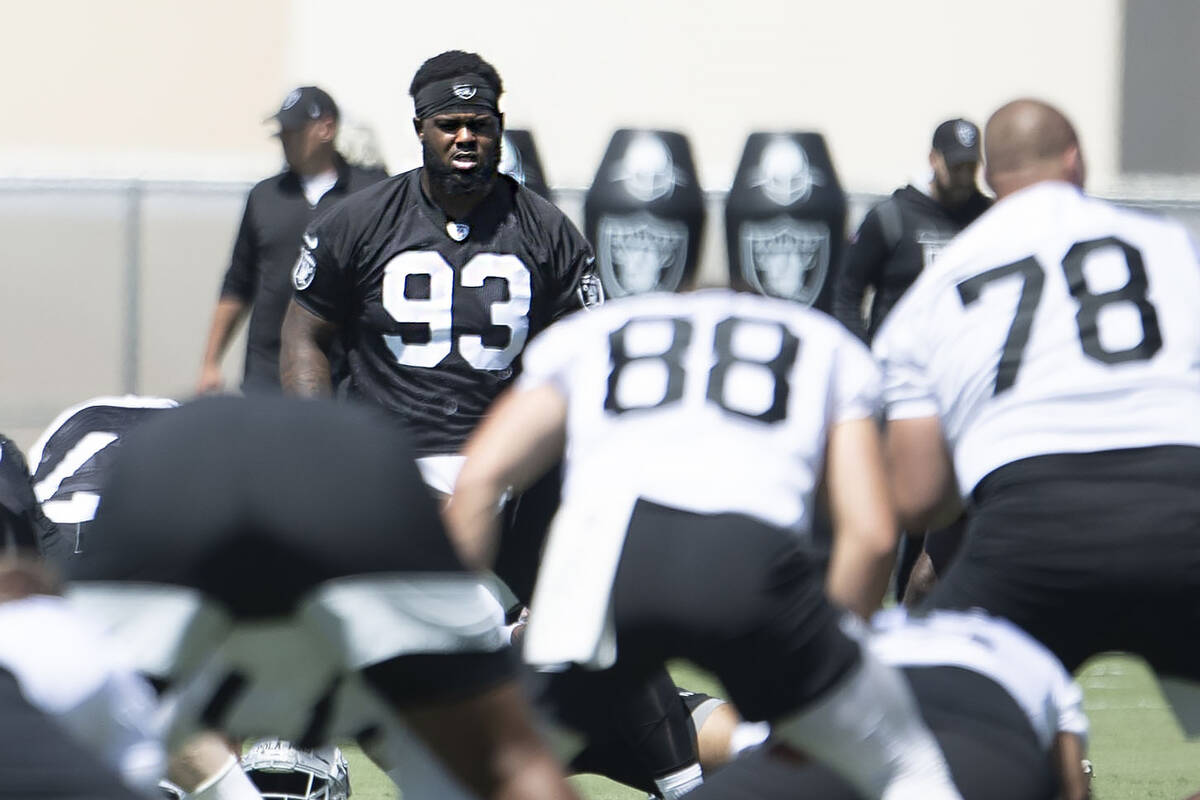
[
  {"left": 453, "top": 84, "right": 478, "bottom": 100},
  {"left": 597, "top": 212, "right": 688, "bottom": 296},
  {"left": 738, "top": 217, "right": 830, "bottom": 306}
]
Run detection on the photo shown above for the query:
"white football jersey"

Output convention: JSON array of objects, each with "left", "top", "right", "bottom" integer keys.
[
  {"left": 869, "top": 609, "right": 1088, "bottom": 751},
  {"left": 0, "top": 595, "right": 165, "bottom": 794},
  {"left": 875, "top": 182, "right": 1200, "bottom": 495},
  {"left": 518, "top": 289, "right": 881, "bottom": 532}
]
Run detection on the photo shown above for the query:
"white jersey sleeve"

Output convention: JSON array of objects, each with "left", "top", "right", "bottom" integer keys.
[
  {"left": 875, "top": 182, "right": 1200, "bottom": 495},
  {"left": 831, "top": 332, "right": 883, "bottom": 424}
]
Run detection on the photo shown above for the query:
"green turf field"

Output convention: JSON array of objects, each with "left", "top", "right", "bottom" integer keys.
[{"left": 338, "top": 655, "right": 1200, "bottom": 799}]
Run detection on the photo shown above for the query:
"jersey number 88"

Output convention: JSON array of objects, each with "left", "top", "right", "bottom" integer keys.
[{"left": 605, "top": 316, "right": 799, "bottom": 424}]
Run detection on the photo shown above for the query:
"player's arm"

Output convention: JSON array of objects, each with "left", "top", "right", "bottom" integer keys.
[
  {"left": 883, "top": 416, "right": 961, "bottom": 531},
  {"left": 1051, "top": 732, "right": 1090, "bottom": 800},
  {"left": 403, "top": 680, "right": 579, "bottom": 800},
  {"left": 280, "top": 300, "right": 338, "bottom": 397},
  {"left": 832, "top": 208, "right": 888, "bottom": 343},
  {"left": 198, "top": 198, "right": 257, "bottom": 394},
  {"left": 197, "top": 296, "right": 248, "bottom": 394},
  {"left": 824, "top": 417, "right": 898, "bottom": 618},
  {"left": 446, "top": 384, "right": 567, "bottom": 570}
]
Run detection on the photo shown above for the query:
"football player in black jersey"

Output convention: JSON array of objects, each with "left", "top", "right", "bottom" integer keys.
[
  {"left": 0, "top": 434, "right": 58, "bottom": 556},
  {"left": 280, "top": 50, "right": 601, "bottom": 482}
]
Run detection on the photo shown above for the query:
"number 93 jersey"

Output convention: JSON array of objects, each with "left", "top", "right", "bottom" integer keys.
[
  {"left": 517, "top": 289, "right": 881, "bottom": 534},
  {"left": 294, "top": 170, "right": 600, "bottom": 456},
  {"left": 874, "top": 182, "right": 1200, "bottom": 497}
]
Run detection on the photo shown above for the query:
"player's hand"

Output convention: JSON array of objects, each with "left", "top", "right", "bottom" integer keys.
[{"left": 196, "top": 364, "right": 225, "bottom": 395}]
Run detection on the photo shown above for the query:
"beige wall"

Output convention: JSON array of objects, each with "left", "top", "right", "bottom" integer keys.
[
  {"left": 3, "top": 0, "right": 1123, "bottom": 192},
  {"left": 2, "top": 0, "right": 290, "bottom": 179},
  {"left": 291, "top": 0, "right": 1123, "bottom": 193}
]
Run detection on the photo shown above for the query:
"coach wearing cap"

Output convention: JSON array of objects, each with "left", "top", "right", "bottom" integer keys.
[
  {"left": 830, "top": 117, "right": 991, "bottom": 606},
  {"left": 832, "top": 118, "right": 991, "bottom": 344},
  {"left": 197, "top": 86, "right": 388, "bottom": 395}
]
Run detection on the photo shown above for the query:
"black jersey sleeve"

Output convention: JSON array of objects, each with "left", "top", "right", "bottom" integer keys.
[
  {"left": 292, "top": 208, "right": 354, "bottom": 326},
  {"left": 220, "top": 194, "right": 259, "bottom": 302},
  {"left": 547, "top": 214, "right": 601, "bottom": 320},
  {"left": 0, "top": 436, "right": 42, "bottom": 551},
  {"left": 832, "top": 205, "right": 890, "bottom": 343}
]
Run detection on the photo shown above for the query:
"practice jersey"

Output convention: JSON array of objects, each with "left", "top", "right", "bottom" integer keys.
[
  {"left": 29, "top": 396, "right": 177, "bottom": 527},
  {"left": 518, "top": 289, "right": 881, "bottom": 533},
  {"left": 294, "top": 169, "right": 601, "bottom": 457},
  {"left": 869, "top": 609, "right": 1087, "bottom": 751},
  {"left": 875, "top": 182, "right": 1200, "bottom": 495}
]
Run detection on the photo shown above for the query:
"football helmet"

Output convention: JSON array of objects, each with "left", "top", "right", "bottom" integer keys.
[{"left": 241, "top": 739, "right": 351, "bottom": 800}]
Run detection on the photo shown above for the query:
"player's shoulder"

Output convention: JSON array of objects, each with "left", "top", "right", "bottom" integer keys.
[
  {"left": 247, "top": 169, "right": 295, "bottom": 199},
  {"left": 508, "top": 177, "right": 582, "bottom": 239},
  {"left": 29, "top": 396, "right": 178, "bottom": 467},
  {"left": 312, "top": 169, "right": 417, "bottom": 232}
]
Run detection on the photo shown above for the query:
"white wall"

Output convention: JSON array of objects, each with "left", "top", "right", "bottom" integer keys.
[
  {"left": 290, "top": 0, "right": 1123, "bottom": 193},
  {"left": 2, "top": 0, "right": 1123, "bottom": 192}
]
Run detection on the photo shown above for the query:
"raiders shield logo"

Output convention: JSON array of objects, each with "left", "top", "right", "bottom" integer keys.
[
  {"left": 577, "top": 270, "right": 605, "bottom": 309},
  {"left": 596, "top": 212, "right": 689, "bottom": 297},
  {"left": 292, "top": 248, "right": 316, "bottom": 291},
  {"left": 738, "top": 217, "right": 830, "bottom": 305}
]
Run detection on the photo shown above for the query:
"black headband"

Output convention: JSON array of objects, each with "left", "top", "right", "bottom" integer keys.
[{"left": 413, "top": 74, "right": 500, "bottom": 119}]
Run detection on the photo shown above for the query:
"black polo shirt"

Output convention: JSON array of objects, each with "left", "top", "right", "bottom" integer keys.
[{"left": 220, "top": 154, "right": 387, "bottom": 391}]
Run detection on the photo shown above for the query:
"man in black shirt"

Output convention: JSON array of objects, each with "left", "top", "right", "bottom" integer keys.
[
  {"left": 831, "top": 119, "right": 989, "bottom": 603},
  {"left": 280, "top": 52, "right": 601, "bottom": 489},
  {"left": 832, "top": 118, "right": 991, "bottom": 343},
  {"left": 198, "top": 86, "right": 387, "bottom": 395}
]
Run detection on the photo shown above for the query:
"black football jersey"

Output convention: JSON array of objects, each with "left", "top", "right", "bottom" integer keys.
[
  {"left": 0, "top": 435, "right": 48, "bottom": 551},
  {"left": 293, "top": 169, "right": 600, "bottom": 456},
  {"left": 30, "top": 397, "right": 177, "bottom": 528}
]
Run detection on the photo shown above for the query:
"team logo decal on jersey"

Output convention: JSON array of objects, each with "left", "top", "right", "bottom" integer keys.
[
  {"left": 916, "top": 231, "right": 952, "bottom": 267},
  {"left": 446, "top": 221, "right": 470, "bottom": 242},
  {"left": 738, "top": 217, "right": 830, "bottom": 305},
  {"left": 611, "top": 133, "right": 685, "bottom": 203},
  {"left": 577, "top": 270, "right": 606, "bottom": 309},
  {"left": 596, "top": 212, "right": 689, "bottom": 296},
  {"left": 751, "top": 136, "right": 824, "bottom": 207},
  {"left": 303, "top": 232, "right": 319, "bottom": 250},
  {"left": 292, "top": 248, "right": 317, "bottom": 290},
  {"left": 955, "top": 121, "right": 977, "bottom": 148},
  {"left": 498, "top": 132, "right": 526, "bottom": 185},
  {"left": 452, "top": 84, "right": 478, "bottom": 100}
]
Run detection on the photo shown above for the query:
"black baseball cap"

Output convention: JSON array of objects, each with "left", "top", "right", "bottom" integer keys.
[
  {"left": 932, "top": 118, "right": 981, "bottom": 166},
  {"left": 268, "top": 86, "right": 339, "bottom": 131}
]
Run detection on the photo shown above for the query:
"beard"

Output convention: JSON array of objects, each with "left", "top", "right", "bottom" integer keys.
[{"left": 423, "top": 138, "right": 500, "bottom": 197}]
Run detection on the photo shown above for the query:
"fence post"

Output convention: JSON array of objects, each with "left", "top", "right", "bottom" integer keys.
[{"left": 123, "top": 182, "right": 142, "bottom": 394}]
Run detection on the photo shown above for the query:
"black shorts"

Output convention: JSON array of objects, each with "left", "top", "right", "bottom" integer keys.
[
  {"left": 926, "top": 445, "right": 1200, "bottom": 674},
  {"left": 602, "top": 499, "right": 859, "bottom": 722},
  {"left": 685, "top": 666, "right": 1055, "bottom": 800}
]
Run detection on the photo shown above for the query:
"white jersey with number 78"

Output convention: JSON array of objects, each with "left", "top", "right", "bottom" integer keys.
[{"left": 874, "top": 181, "right": 1200, "bottom": 496}]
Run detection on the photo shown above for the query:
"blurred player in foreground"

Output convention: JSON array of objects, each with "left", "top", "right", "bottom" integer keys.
[
  {"left": 447, "top": 288, "right": 962, "bottom": 799},
  {"left": 68, "top": 396, "right": 577, "bottom": 800},
  {"left": 686, "top": 608, "right": 1089, "bottom": 800}
]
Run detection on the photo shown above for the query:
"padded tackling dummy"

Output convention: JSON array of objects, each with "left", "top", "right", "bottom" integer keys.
[
  {"left": 585, "top": 129, "right": 705, "bottom": 297},
  {"left": 725, "top": 133, "right": 846, "bottom": 311},
  {"left": 499, "top": 129, "right": 552, "bottom": 200}
]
